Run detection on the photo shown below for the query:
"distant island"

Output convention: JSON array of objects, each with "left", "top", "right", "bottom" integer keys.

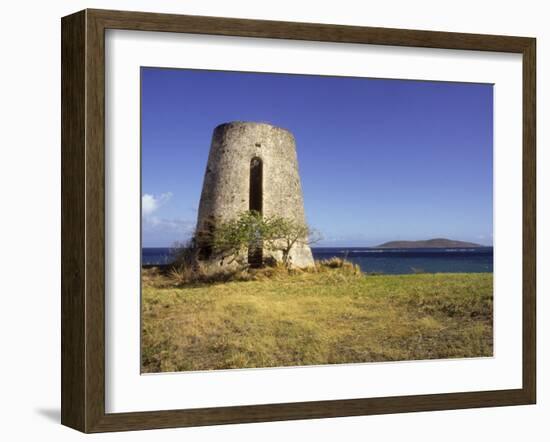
[{"left": 376, "top": 238, "right": 485, "bottom": 249}]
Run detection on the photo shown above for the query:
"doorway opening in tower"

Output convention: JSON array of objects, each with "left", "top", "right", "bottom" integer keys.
[{"left": 248, "top": 156, "right": 263, "bottom": 267}]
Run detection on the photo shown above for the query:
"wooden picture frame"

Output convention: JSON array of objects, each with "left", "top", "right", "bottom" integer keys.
[{"left": 61, "top": 8, "right": 536, "bottom": 433}]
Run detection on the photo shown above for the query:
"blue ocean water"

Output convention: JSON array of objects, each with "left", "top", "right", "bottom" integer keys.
[{"left": 142, "top": 247, "right": 493, "bottom": 275}]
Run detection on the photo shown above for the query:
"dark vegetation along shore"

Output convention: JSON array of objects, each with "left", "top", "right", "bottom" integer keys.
[{"left": 141, "top": 258, "right": 493, "bottom": 373}]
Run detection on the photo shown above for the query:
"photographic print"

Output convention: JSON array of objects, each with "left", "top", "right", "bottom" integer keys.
[{"left": 140, "top": 67, "right": 494, "bottom": 373}]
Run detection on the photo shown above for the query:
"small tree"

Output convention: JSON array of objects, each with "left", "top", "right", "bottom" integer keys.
[
  {"left": 208, "top": 211, "right": 320, "bottom": 268},
  {"left": 263, "top": 216, "right": 318, "bottom": 267},
  {"left": 211, "top": 210, "right": 265, "bottom": 266}
]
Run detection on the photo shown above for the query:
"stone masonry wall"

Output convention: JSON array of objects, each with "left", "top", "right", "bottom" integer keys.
[{"left": 195, "top": 121, "right": 314, "bottom": 271}]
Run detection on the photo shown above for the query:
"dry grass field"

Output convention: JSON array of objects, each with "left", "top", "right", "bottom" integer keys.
[{"left": 141, "top": 262, "right": 493, "bottom": 373}]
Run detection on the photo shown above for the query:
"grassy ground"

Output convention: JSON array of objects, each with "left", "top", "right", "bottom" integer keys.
[{"left": 141, "top": 264, "right": 493, "bottom": 373}]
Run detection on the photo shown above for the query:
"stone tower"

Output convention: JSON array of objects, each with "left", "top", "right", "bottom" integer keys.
[{"left": 195, "top": 121, "right": 314, "bottom": 272}]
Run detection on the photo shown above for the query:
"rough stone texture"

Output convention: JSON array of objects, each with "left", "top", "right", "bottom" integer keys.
[{"left": 195, "top": 121, "right": 314, "bottom": 272}]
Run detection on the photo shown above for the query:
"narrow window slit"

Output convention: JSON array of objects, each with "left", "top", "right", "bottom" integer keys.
[{"left": 248, "top": 157, "right": 263, "bottom": 267}]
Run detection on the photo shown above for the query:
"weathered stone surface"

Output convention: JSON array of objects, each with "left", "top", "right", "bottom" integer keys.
[{"left": 195, "top": 121, "right": 314, "bottom": 272}]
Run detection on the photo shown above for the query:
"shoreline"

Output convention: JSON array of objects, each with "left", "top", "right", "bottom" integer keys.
[
  {"left": 142, "top": 247, "right": 494, "bottom": 275},
  {"left": 141, "top": 263, "right": 494, "bottom": 275}
]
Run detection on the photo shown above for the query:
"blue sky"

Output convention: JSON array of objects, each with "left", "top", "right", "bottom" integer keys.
[{"left": 141, "top": 67, "right": 493, "bottom": 247}]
